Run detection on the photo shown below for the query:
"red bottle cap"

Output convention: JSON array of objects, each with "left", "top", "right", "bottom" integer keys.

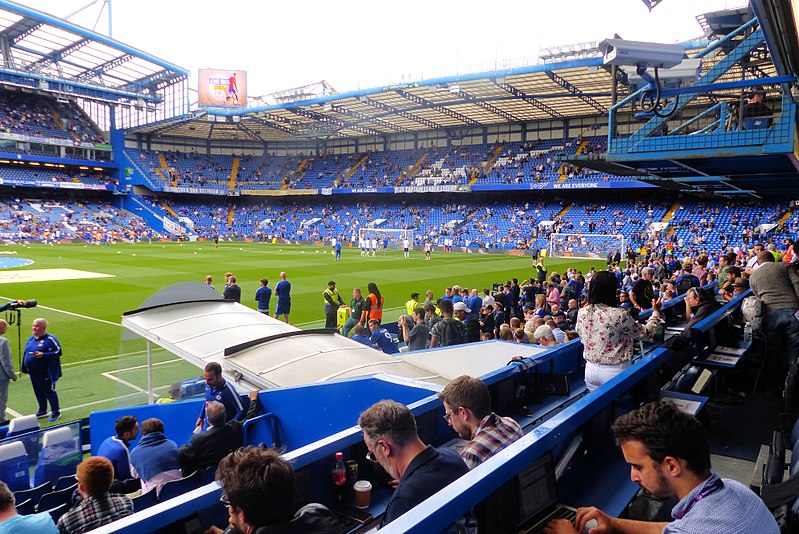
[{"left": 335, "top": 451, "right": 343, "bottom": 460}]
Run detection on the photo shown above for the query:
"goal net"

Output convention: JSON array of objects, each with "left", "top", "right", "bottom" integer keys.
[
  {"left": 358, "top": 228, "right": 414, "bottom": 249},
  {"left": 548, "top": 233, "right": 626, "bottom": 260}
]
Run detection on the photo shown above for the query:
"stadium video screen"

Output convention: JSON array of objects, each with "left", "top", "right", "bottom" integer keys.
[{"left": 198, "top": 69, "right": 247, "bottom": 107}]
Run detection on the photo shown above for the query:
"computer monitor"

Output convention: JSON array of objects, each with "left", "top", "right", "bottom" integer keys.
[{"left": 518, "top": 452, "right": 558, "bottom": 525}]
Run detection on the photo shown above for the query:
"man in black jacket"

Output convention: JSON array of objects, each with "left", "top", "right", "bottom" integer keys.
[{"left": 179, "top": 389, "right": 260, "bottom": 476}]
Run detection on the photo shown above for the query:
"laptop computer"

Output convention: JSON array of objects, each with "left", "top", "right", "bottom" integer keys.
[{"left": 517, "top": 452, "right": 578, "bottom": 534}]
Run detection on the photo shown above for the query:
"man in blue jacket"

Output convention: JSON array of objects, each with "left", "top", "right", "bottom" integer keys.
[
  {"left": 196, "top": 361, "right": 244, "bottom": 431},
  {"left": 129, "top": 418, "right": 182, "bottom": 496},
  {"left": 22, "top": 318, "right": 62, "bottom": 422}
]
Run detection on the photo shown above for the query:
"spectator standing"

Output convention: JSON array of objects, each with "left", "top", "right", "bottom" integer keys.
[
  {"left": 453, "top": 302, "right": 480, "bottom": 343},
  {"left": 576, "top": 271, "right": 662, "bottom": 391},
  {"left": 749, "top": 251, "right": 799, "bottom": 384},
  {"left": 629, "top": 267, "right": 655, "bottom": 311},
  {"left": 533, "top": 325, "right": 558, "bottom": 347},
  {"left": 361, "top": 282, "right": 384, "bottom": 326},
  {"left": 322, "top": 281, "right": 344, "bottom": 329},
  {"left": 22, "top": 318, "right": 62, "bottom": 422},
  {"left": 358, "top": 400, "right": 468, "bottom": 528},
  {"left": 56, "top": 457, "right": 133, "bottom": 534},
  {"left": 129, "top": 418, "right": 181, "bottom": 496},
  {"left": 274, "top": 272, "right": 292, "bottom": 324},
  {"left": 196, "top": 362, "right": 244, "bottom": 431},
  {"left": 438, "top": 375, "right": 523, "bottom": 469},
  {"left": 399, "top": 308, "right": 430, "bottom": 352},
  {"left": 430, "top": 300, "right": 466, "bottom": 348},
  {"left": 341, "top": 288, "right": 366, "bottom": 338},
  {"left": 254, "top": 278, "right": 272, "bottom": 315},
  {"left": 0, "top": 320, "right": 17, "bottom": 425},
  {"left": 223, "top": 276, "right": 241, "bottom": 303},
  {"left": 0, "top": 480, "right": 58, "bottom": 532}
]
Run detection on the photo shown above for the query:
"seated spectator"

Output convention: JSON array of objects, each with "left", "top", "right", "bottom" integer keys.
[
  {"left": 533, "top": 325, "right": 558, "bottom": 347},
  {"left": 513, "top": 328, "right": 528, "bottom": 343},
  {"left": 566, "top": 299, "right": 579, "bottom": 329},
  {"left": 129, "top": 418, "right": 182, "bottom": 496},
  {"left": 399, "top": 307, "right": 429, "bottom": 351},
  {"left": 550, "top": 312, "right": 568, "bottom": 341},
  {"left": 545, "top": 401, "right": 778, "bottom": 534},
  {"left": 96, "top": 415, "right": 139, "bottom": 483},
  {"left": 57, "top": 457, "right": 133, "bottom": 534},
  {"left": 0, "top": 480, "right": 58, "bottom": 532},
  {"left": 672, "top": 287, "right": 727, "bottom": 350},
  {"left": 368, "top": 319, "right": 399, "bottom": 354},
  {"left": 205, "top": 446, "right": 339, "bottom": 534},
  {"left": 350, "top": 323, "right": 371, "bottom": 345},
  {"left": 438, "top": 375, "right": 523, "bottom": 469},
  {"left": 358, "top": 400, "right": 468, "bottom": 527},
  {"left": 180, "top": 390, "right": 261, "bottom": 476}
]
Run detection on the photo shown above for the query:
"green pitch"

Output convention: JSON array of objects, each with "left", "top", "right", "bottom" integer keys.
[{"left": 0, "top": 241, "right": 605, "bottom": 424}]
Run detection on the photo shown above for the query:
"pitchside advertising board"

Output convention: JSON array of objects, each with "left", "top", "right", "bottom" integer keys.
[{"left": 198, "top": 69, "right": 247, "bottom": 107}]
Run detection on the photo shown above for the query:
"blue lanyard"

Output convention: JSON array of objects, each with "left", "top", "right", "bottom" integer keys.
[{"left": 673, "top": 476, "right": 724, "bottom": 519}]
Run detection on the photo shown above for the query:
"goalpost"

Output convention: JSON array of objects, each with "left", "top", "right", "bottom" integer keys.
[
  {"left": 548, "top": 233, "right": 626, "bottom": 260},
  {"left": 358, "top": 228, "right": 414, "bottom": 249}
]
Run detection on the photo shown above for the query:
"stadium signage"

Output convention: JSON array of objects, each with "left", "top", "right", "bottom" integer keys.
[
  {"left": 0, "top": 177, "right": 109, "bottom": 191},
  {"left": 162, "top": 186, "right": 227, "bottom": 196},
  {"left": 395, "top": 185, "right": 471, "bottom": 193},
  {"left": 243, "top": 189, "right": 317, "bottom": 196},
  {"left": 0, "top": 132, "right": 96, "bottom": 149}
]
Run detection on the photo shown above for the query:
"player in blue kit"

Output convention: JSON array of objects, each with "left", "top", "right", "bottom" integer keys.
[
  {"left": 255, "top": 278, "right": 272, "bottom": 314},
  {"left": 274, "top": 271, "right": 292, "bottom": 324},
  {"left": 368, "top": 319, "right": 399, "bottom": 354}
]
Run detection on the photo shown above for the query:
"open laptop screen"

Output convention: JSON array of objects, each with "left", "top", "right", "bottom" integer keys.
[{"left": 518, "top": 452, "right": 558, "bottom": 525}]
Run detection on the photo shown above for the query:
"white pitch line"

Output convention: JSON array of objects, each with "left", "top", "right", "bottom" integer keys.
[
  {"left": 105, "top": 358, "right": 182, "bottom": 374},
  {"left": 62, "top": 350, "right": 150, "bottom": 367},
  {"left": 0, "top": 295, "right": 121, "bottom": 327},
  {"left": 58, "top": 385, "right": 171, "bottom": 413},
  {"left": 6, "top": 407, "right": 21, "bottom": 418},
  {"left": 101, "top": 371, "right": 146, "bottom": 392}
]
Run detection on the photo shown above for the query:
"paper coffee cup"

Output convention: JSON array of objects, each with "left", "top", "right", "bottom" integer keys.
[{"left": 354, "top": 480, "right": 372, "bottom": 509}]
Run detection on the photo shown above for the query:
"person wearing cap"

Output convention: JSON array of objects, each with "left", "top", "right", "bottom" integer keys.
[
  {"left": 533, "top": 325, "right": 558, "bottom": 347},
  {"left": 726, "top": 277, "right": 749, "bottom": 301},
  {"left": 551, "top": 310, "right": 569, "bottom": 336},
  {"left": 453, "top": 302, "right": 480, "bottom": 343}
]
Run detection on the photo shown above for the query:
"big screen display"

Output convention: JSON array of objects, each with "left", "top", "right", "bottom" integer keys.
[{"left": 198, "top": 69, "right": 247, "bottom": 107}]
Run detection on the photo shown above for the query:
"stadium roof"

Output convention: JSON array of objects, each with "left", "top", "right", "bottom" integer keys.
[{"left": 0, "top": 0, "right": 188, "bottom": 103}]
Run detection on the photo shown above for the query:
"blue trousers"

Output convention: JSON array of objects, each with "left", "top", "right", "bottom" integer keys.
[
  {"left": 29, "top": 373, "right": 59, "bottom": 414},
  {"left": 764, "top": 307, "right": 799, "bottom": 375}
]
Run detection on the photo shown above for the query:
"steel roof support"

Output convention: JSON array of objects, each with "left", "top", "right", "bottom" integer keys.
[
  {"left": 358, "top": 96, "right": 443, "bottom": 130},
  {"left": 395, "top": 89, "right": 480, "bottom": 126},
  {"left": 545, "top": 71, "right": 608, "bottom": 114},
  {"left": 492, "top": 81, "right": 564, "bottom": 118}
]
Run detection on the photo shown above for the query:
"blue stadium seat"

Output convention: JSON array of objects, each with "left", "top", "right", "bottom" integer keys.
[
  {"left": 36, "top": 483, "right": 77, "bottom": 513},
  {"left": 132, "top": 489, "right": 158, "bottom": 512},
  {"left": 33, "top": 427, "right": 80, "bottom": 487},
  {"left": 46, "top": 502, "right": 70, "bottom": 523},
  {"left": 13, "top": 481, "right": 51, "bottom": 508},
  {"left": 158, "top": 470, "right": 200, "bottom": 502},
  {"left": 8, "top": 415, "right": 40, "bottom": 465},
  {"left": 53, "top": 474, "right": 77, "bottom": 491},
  {"left": 15, "top": 498, "right": 35, "bottom": 516},
  {"left": 743, "top": 117, "right": 771, "bottom": 130},
  {"left": 0, "top": 441, "right": 30, "bottom": 491},
  {"left": 200, "top": 466, "right": 217, "bottom": 486}
]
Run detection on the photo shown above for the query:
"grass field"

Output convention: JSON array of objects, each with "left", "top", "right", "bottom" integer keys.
[{"left": 0, "top": 241, "right": 606, "bottom": 424}]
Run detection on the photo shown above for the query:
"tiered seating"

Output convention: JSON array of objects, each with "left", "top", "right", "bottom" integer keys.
[{"left": 0, "top": 91, "right": 104, "bottom": 143}]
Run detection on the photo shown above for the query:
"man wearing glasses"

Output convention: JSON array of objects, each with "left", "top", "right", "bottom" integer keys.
[
  {"left": 207, "top": 446, "right": 339, "bottom": 534},
  {"left": 438, "top": 375, "right": 524, "bottom": 469},
  {"left": 358, "top": 400, "right": 468, "bottom": 528}
]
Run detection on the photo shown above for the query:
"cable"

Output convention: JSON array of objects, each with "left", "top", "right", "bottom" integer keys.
[{"left": 638, "top": 67, "right": 680, "bottom": 119}]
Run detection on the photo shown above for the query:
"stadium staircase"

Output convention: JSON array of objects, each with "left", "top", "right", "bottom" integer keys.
[
  {"left": 335, "top": 154, "right": 369, "bottom": 187},
  {"left": 228, "top": 158, "right": 240, "bottom": 191},
  {"left": 122, "top": 151, "right": 159, "bottom": 191},
  {"left": 398, "top": 150, "right": 429, "bottom": 186},
  {"left": 777, "top": 206, "right": 796, "bottom": 226},
  {"left": 227, "top": 206, "right": 235, "bottom": 226},
  {"left": 469, "top": 145, "right": 504, "bottom": 186},
  {"left": 162, "top": 202, "right": 179, "bottom": 218},
  {"left": 555, "top": 203, "right": 573, "bottom": 219},
  {"left": 157, "top": 154, "right": 174, "bottom": 185},
  {"left": 556, "top": 140, "right": 588, "bottom": 183},
  {"left": 660, "top": 201, "right": 681, "bottom": 237}
]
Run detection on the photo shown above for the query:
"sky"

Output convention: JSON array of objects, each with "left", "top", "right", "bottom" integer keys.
[{"left": 15, "top": 0, "right": 740, "bottom": 100}]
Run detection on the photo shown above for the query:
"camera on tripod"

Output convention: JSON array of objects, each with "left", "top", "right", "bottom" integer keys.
[{"left": 7, "top": 299, "right": 37, "bottom": 310}]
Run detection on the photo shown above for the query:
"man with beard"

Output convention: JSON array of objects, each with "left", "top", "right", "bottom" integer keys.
[
  {"left": 545, "top": 401, "right": 777, "bottom": 534},
  {"left": 438, "top": 375, "right": 523, "bottom": 469}
]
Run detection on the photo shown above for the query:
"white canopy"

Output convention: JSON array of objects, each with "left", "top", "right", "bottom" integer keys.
[{"left": 121, "top": 283, "right": 547, "bottom": 393}]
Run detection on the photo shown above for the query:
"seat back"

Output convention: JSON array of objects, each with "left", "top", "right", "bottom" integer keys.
[
  {"left": 13, "top": 481, "right": 51, "bottom": 507},
  {"left": 0, "top": 441, "right": 30, "bottom": 491},
  {"left": 36, "top": 483, "right": 77, "bottom": 513},
  {"left": 53, "top": 474, "right": 77, "bottom": 491},
  {"left": 743, "top": 117, "right": 772, "bottom": 130},
  {"left": 46, "top": 502, "right": 70, "bottom": 522},
  {"left": 8, "top": 415, "right": 38, "bottom": 436},
  {"left": 33, "top": 427, "right": 79, "bottom": 487},
  {"left": 158, "top": 471, "right": 199, "bottom": 502},
  {"left": 200, "top": 466, "right": 217, "bottom": 486},
  {"left": 132, "top": 489, "right": 158, "bottom": 512},
  {"left": 15, "top": 498, "right": 35, "bottom": 516}
]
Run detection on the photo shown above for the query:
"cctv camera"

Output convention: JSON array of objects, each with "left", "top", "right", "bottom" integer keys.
[
  {"left": 600, "top": 38, "right": 685, "bottom": 69},
  {"left": 621, "top": 58, "right": 702, "bottom": 87}
]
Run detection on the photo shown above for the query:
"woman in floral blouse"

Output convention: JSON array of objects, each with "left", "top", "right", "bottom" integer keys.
[{"left": 576, "top": 270, "right": 663, "bottom": 391}]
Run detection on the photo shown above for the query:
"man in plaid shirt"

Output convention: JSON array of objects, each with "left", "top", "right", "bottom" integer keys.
[
  {"left": 438, "top": 375, "right": 524, "bottom": 469},
  {"left": 57, "top": 457, "right": 133, "bottom": 534}
]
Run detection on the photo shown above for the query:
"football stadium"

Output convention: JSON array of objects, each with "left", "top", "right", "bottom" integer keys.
[{"left": 0, "top": 0, "right": 796, "bottom": 532}]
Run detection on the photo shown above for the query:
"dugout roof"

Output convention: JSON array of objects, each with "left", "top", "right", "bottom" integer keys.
[
  {"left": 121, "top": 283, "right": 546, "bottom": 391},
  {"left": 0, "top": 0, "right": 188, "bottom": 103}
]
